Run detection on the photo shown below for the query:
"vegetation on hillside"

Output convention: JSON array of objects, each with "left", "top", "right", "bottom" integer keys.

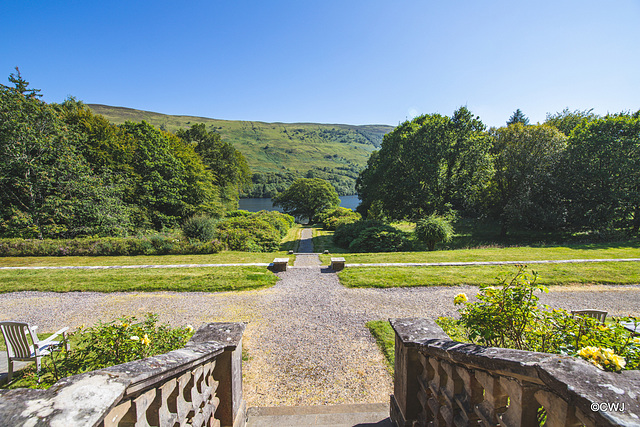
[{"left": 88, "top": 104, "right": 393, "bottom": 197}]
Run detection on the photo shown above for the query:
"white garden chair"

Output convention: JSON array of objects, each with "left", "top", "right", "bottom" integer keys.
[
  {"left": 571, "top": 309, "right": 608, "bottom": 324},
  {"left": 0, "top": 321, "right": 68, "bottom": 382}
]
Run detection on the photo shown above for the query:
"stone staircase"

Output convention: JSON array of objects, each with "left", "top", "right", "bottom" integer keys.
[{"left": 246, "top": 403, "right": 392, "bottom": 427}]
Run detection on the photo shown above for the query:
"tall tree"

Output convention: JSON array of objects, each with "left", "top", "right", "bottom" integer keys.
[
  {"left": 272, "top": 178, "right": 340, "bottom": 223},
  {"left": 356, "top": 107, "right": 493, "bottom": 220},
  {"left": 507, "top": 109, "right": 530, "bottom": 126},
  {"left": 176, "top": 123, "right": 251, "bottom": 207},
  {"left": 544, "top": 108, "right": 598, "bottom": 136},
  {"left": 487, "top": 123, "right": 567, "bottom": 236},
  {"left": 563, "top": 113, "right": 640, "bottom": 232},
  {"left": 0, "top": 75, "right": 131, "bottom": 237}
]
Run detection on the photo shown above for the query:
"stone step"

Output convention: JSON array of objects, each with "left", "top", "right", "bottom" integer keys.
[{"left": 246, "top": 402, "right": 392, "bottom": 427}]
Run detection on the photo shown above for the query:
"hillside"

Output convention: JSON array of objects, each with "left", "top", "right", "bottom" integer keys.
[{"left": 88, "top": 104, "right": 393, "bottom": 197}]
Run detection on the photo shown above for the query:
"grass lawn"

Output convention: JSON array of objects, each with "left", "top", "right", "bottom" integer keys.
[
  {"left": 0, "top": 251, "right": 291, "bottom": 268},
  {"left": 339, "top": 261, "right": 640, "bottom": 288},
  {"left": 0, "top": 266, "right": 277, "bottom": 293},
  {"left": 281, "top": 224, "right": 303, "bottom": 253},
  {"left": 366, "top": 320, "right": 395, "bottom": 372}
]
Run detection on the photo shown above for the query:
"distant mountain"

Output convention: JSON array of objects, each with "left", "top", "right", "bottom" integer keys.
[{"left": 88, "top": 104, "right": 393, "bottom": 197}]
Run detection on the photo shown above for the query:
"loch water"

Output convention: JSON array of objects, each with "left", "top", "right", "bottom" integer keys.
[{"left": 238, "top": 194, "right": 359, "bottom": 213}]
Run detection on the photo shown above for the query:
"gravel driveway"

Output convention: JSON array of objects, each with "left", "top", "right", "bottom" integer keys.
[{"left": 1, "top": 228, "right": 640, "bottom": 406}]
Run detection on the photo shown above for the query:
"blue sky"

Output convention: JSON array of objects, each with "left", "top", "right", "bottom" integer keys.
[{"left": 2, "top": 1, "right": 638, "bottom": 127}]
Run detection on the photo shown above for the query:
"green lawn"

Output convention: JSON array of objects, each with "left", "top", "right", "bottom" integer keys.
[
  {"left": 0, "top": 266, "right": 277, "bottom": 293},
  {"left": 0, "top": 251, "right": 289, "bottom": 268},
  {"left": 366, "top": 320, "right": 395, "bottom": 372},
  {"left": 333, "top": 242, "right": 640, "bottom": 264},
  {"left": 339, "top": 261, "right": 640, "bottom": 288}
]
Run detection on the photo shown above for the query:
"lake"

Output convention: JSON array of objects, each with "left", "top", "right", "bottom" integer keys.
[{"left": 239, "top": 194, "right": 360, "bottom": 212}]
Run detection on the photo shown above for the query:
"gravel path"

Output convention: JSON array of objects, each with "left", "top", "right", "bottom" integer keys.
[{"left": 1, "top": 230, "right": 640, "bottom": 406}]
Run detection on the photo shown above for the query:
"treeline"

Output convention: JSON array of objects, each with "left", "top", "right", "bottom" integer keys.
[
  {"left": 357, "top": 107, "right": 640, "bottom": 237},
  {"left": 245, "top": 163, "right": 361, "bottom": 197},
  {"left": 0, "top": 70, "right": 250, "bottom": 239}
]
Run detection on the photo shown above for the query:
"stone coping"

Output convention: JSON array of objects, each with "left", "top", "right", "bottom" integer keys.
[
  {"left": 0, "top": 322, "right": 245, "bottom": 427},
  {"left": 390, "top": 317, "right": 640, "bottom": 426}
]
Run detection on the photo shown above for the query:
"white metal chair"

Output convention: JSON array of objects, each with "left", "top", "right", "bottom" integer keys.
[
  {"left": 0, "top": 321, "right": 68, "bottom": 382},
  {"left": 571, "top": 309, "right": 608, "bottom": 324}
]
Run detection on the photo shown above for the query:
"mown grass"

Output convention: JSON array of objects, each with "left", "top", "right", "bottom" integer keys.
[
  {"left": 340, "top": 242, "right": 640, "bottom": 264},
  {"left": 281, "top": 224, "right": 303, "bottom": 253},
  {"left": 339, "top": 262, "right": 640, "bottom": 288},
  {"left": 366, "top": 320, "right": 395, "bottom": 373},
  {"left": 366, "top": 318, "right": 466, "bottom": 374},
  {"left": 0, "top": 267, "right": 277, "bottom": 293},
  {"left": 0, "top": 251, "right": 288, "bottom": 268}
]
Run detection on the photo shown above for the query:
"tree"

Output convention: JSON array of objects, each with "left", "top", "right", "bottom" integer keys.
[
  {"left": 545, "top": 108, "right": 598, "bottom": 136},
  {"left": 0, "top": 75, "right": 132, "bottom": 238},
  {"left": 356, "top": 107, "right": 493, "bottom": 220},
  {"left": 272, "top": 178, "right": 340, "bottom": 223},
  {"left": 486, "top": 123, "right": 567, "bottom": 236},
  {"left": 176, "top": 123, "right": 251, "bottom": 207},
  {"left": 563, "top": 113, "right": 640, "bottom": 232},
  {"left": 507, "top": 109, "right": 530, "bottom": 126}
]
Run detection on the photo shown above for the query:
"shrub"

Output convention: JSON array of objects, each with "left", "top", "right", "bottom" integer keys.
[
  {"left": 318, "top": 207, "right": 361, "bottom": 231},
  {"left": 415, "top": 215, "right": 454, "bottom": 251},
  {"left": 215, "top": 217, "right": 281, "bottom": 252},
  {"left": 6, "top": 314, "right": 194, "bottom": 389},
  {"left": 182, "top": 215, "right": 218, "bottom": 242},
  {"left": 348, "top": 225, "right": 410, "bottom": 252},
  {"left": 224, "top": 210, "right": 252, "bottom": 218},
  {"left": 251, "top": 210, "right": 295, "bottom": 237},
  {"left": 333, "top": 220, "right": 384, "bottom": 249},
  {"left": 452, "top": 266, "right": 640, "bottom": 371},
  {"left": 0, "top": 236, "right": 223, "bottom": 257}
]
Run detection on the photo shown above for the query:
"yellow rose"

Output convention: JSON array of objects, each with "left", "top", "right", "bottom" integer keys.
[
  {"left": 141, "top": 334, "right": 151, "bottom": 346},
  {"left": 454, "top": 293, "right": 468, "bottom": 305}
]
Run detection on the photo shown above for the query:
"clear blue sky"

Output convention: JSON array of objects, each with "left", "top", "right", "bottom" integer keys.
[{"left": 2, "top": 1, "right": 639, "bottom": 127}]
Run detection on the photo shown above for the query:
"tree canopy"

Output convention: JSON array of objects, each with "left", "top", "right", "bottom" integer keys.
[
  {"left": 272, "top": 178, "right": 340, "bottom": 223},
  {"left": 0, "top": 72, "right": 252, "bottom": 238},
  {"left": 357, "top": 107, "right": 493, "bottom": 220}
]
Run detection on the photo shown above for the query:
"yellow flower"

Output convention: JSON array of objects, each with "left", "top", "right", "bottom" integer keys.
[
  {"left": 454, "top": 293, "right": 468, "bottom": 305},
  {"left": 141, "top": 334, "right": 151, "bottom": 346},
  {"left": 130, "top": 335, "right": 140, "bottom": 341},
  {"left": 122, "top": 322, "right": 129, "bottom": 328},
  {"left": 632, "top": 337, "right": 640, "bottom": 344}
]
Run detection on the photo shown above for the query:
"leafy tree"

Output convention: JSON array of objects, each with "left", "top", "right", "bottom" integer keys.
[
  {"left": 176, "top": 123, "right": 251, "bottom": 206},
  {"left": 0, "top": 75, "right": 133, "bottom": 238},
  {"left": 507, "top": 109, "right": 530, "bottom": 126},
  {"left": 121, "top": 121, "right": 220, "bottom": 228},
  {"left": 272, "top": 178, "right": 340, "bottom": 223},
  {"left": 545, "top": 108, "right": 598, "bottom": 136},
  {"left": 563, "top": 113, "right": 640, "bottom": 232},
  {"left": 486, "top": 123, "right": 567, "bottom": 236},
  {"left": 356, "top": 107, "right": 493, "bottom": 220}
]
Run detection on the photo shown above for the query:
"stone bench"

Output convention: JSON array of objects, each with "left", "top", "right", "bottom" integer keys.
[
  {"left": 330, "top": 257, "right": 346, "bottom": 271},
  {"left": 270, "top": 258, "right": 289, "bottom": 272}
]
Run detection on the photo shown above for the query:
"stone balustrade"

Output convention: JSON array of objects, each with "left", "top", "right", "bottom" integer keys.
[
  {"left": 390, "top": 318, "right": 640, "bottom": 427},
  {"left": 0, "top": 322, "right": 246, "bottom": 427}
]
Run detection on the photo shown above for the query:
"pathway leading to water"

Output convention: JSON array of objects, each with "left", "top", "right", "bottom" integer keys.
[{"left": 2, "top": 229, "right": 640, "bottom": 406}]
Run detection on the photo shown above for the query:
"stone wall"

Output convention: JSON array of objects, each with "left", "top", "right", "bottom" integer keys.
[
  {"left": 0, "top": 322, "right": 246, "bottom": 427},
  {"left": 390, "top": 318, "right": 640, "bottom": 427}
]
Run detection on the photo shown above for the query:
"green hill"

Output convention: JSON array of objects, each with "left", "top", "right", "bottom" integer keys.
[{"left": 88, "top": 104, "right": 393, "bottom": 197}]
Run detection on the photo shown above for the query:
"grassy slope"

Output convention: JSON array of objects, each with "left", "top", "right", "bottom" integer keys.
[{"left": 88, "top": 104, "right": 393, "bottom": 193}]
